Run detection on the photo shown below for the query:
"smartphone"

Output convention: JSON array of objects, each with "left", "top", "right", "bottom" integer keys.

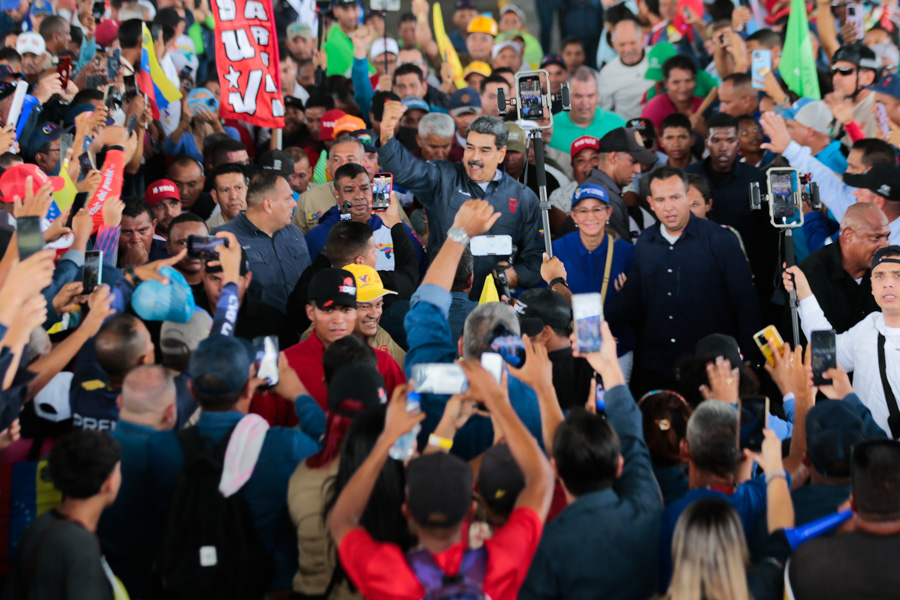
[
  {"left": 78, "top": 152, "right": 95, "bottom": 178},
  {"left": 124, "top": 74, "right": 138, "bottom": 98},
  {"left": 739, "top": 396, "right": 769, "bottom": 452},
  {"left": 187, "top": 235, "right": 227, "bottom": 260},
  {"left": 411, "top": 363, "right": 468, "bottom": 395},
  {"left": 718, "top": 32, "right": 729, "bottom": 47},
  {"left": 517, "top": 74, "right": 544, "bottom": 120},
  {"left": 573, "top": 293, "right": 603, "bottom": 354},
  {"left": 811, "top": 330, "right": 837, "bottom": 387},
  {"left": 372, "top": 173, "right": 392, "bottom": 212},
  {"left": 754, "top": 325, "right": 785, "bottom": 367},
  {"left": 768, "top": 169, "right": 798, "bottom": 222},
  {"left": 490, "top": 332, "right": 526, "bottom": 367},
  {"left": 5, "top": 80, "right": 29, "bottom": 134},
  {"left": 126, "top": 115, "right": 137, "bottom": 137},
  {"left": 83, "top": 250, "right": 103, "bottom": 293},
  {"left": 66, "top": 193, "right": 88, "bottom": 228},
  {"left": 253, "top": 336, "right": 279, "bottom": 388},
  {"left": 470, "top": 235, "right": 513, "bottom": 257},
  {"left": 481, "top": 352, "right": 503, "bottom": 384},
  {"left": 16, "top": 216, "right": 44, "bottom": 261},
  {"left": 751, "top": 50, "right": 771, "bottom": 90},
  {"left": 92, "top": 0, "right": 104, "bottom": 19},
  {"left": 106, "top": 48, "right": 120, "bottom": 81},
  {"left": 876, "top": 102, "right": 891, "bottom": 141},
  {"left": 846, "top": 3, "right": 864, "bottom": 37},
  {"left": 86, "top": 75, "right": 105, "bottom": 90},
  {"left": 57, "top": 55, "right": 72, "bottom": 88}
]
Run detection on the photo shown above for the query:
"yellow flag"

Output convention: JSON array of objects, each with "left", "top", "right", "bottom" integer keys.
[
  {"left": 52, "top": 163, "right": 78, "bottom": 212},
  {"left": 479, "top": 274, "right": 500, "bottom": 305},
  {"left": 433, "top": 5, "right": 466, "bottom": 90}
]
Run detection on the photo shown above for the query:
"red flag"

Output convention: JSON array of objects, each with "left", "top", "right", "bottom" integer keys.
[{"left": 209, "top": 0, "right": 286, "bottom": 128}]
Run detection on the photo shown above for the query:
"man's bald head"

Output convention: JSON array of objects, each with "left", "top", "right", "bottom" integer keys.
[
  {"left": 842, "top": 202, "right": 891, "bottom": 232},
  {"left": 718, "top": 73, "right": 758, "bottom": 117},
  {"left": 120, "top": 365, "right": 177, "bottom": 430},
  {"left": 841, "top": 202, "right": 892, "bottom": 273},
  {"left": 612, "top": 19, "right": 643, "bottom": 66}
]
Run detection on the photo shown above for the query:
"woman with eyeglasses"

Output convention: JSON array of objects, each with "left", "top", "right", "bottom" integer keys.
[{"left": 547, "top": 183, "right": 637, "bottom": 381}]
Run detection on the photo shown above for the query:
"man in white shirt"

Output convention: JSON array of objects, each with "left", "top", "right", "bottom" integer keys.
[
  {"left": 785, "top": 246, "right": 900, "bottom": 437},
  {"left": 598, "top": 19, "right": 653, "bottom": 121}
]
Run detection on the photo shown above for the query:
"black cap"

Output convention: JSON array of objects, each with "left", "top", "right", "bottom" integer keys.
[
  {"left": 308, "top": 268, "right": 357, "bottom": 309},
  {"left": 598, "top": 127, "right": 658, "bottom": 164},
  {"left": 477, "top": 443, "right": 525, "bottom": 515},
  {"left": 806, "top": 400, "right": 866, "bottom": 478},
  {"left": 455, "top": 0, "right": 476, "bottom": 9},
  {"left": 258, "top": 149, "right": 294, "bottom": 177},
  {"left": 351, "top": 128, "right": 376, "bottom": 152},
  {"left": 327, "top": 363, "right": 387, "bottom": 417},
  {"left": 696, "top": 333, "right": 742, "bottom": 368},
  {"left": 406, "top": 453, "right": 473, "bottom": 527},
  {"left": 371, "top": 91, "right": 401, "bottom": 122},
  {"left": 872, "top": 245, "right": 900, "bottom": 271},
  {"left": 832, "top": 43, "right": 881, "bottom": 71},
  {"left": 204, "top": 247, "right": 250, "bottom": 277},
  {"left": 626, "top": 117, "right": 656, "bottom": 143},
  {"left": 284, "top": 95, "right": 304, "bottom": 110},
  {"left": 844, "top": 163, "right": 900, "bottom": 202},
  {"left": 516, "top": 288, "right": 572, "bottom": 331}
]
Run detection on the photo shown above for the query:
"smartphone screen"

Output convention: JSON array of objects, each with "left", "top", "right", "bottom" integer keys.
[
  {"left": 187, "top": 235, "right": 227, "bottom": 260},
  {"left": 124, "top": 74, "right": 138, "bottom": 97},
  {"left": 876, "top": 102, "right": 891, "bottom": 140},
  {"left": 811, "top": 330, "right": 837, "bottom": 387},
  {"left": 253, "top": 336, "right": 279, "bottom": 388},
  {"left": 753, "top": 325, "right": 784, "bottom": 367},
  {"left": 490, "top": 334, "right": 526, "bottom": 367},
  {"left": 66, "top": 193, "right": 88, "bottom": 228},
  {"left": 573, "top": 293, "right": 603, "bottom": 354},
  {"left": 739, "top": 396, "right": 769, "bottom": 452},
  {"left": 411, "top": 363, "right": 468, "bottom": 395},
  {"left": 769, "top": 171, "right": 797, "bottom": 222},
  {"left": 372, "top": 173, "right": 392, "bottom": 212},
  {"left": 106, "top": 48, "right": 120, "bottom": 81},
  {"left": 126, "top": 115, "right": 138, "bottom": 136},
  {"left": 16, "top": 216, "right": 44, "bottom": 261},
  {"left": 751, "top": 50, "right": 771, "bottom": 90},
  {"left": 78, "top": 152, "right": 95, "bottom": 178},
  {"left": 470, "top": 235, "right": 514, "bottom": 256},
  {"left": 518, "top": 75, "right": 544, "bottom": 120},
  {"left": 83, "top": 250, "right": 103, "bottom": 292}
]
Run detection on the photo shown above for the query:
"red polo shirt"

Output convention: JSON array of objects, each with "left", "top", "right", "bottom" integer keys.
[
  {"left": 338, "top": 507, "right": 543, "bottom": 600},
  {"left": 283, "top": 331, "right": 407, "bottom": 409}
]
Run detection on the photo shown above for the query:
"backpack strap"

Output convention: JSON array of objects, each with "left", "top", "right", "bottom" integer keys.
[
  {"left": 26, "top": 513, "right": 70, "bottom": 583},
  {"left": 176, "top": 424, "right": 237, "bottom": 464},
  {"left": 877, "top": 333, "right": 900, "bottom": 438},
  {"left": 458, "top": 547, "right": 488, "bottom": 588},
  {"left": 406, "top": 546, "right": 489, "bottom": 593},
  {"left": 599, "top": 234, "right": 615, "bottom": 303},
  {"left": 406, "top": 548, "right": 446, "bottom": 593}
]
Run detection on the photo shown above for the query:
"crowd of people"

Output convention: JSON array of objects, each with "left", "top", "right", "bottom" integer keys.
[{"left": 0, "top": 0, "right": 899, "bottom": 598}]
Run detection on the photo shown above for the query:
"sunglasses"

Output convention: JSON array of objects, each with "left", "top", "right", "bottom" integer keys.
[{"left": 831, "top": 67, "right": 857, "bottom": 76}]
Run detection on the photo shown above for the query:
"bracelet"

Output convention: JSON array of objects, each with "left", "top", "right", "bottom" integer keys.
[
  {"left": 765, "top": 469, "right": 787, "bottom": 485},
  {"left": 428, "top": 434, "right": 453, "bottom": 450},
  {"left": 549, "top": 277, "right": 568, "bottom": 290}
]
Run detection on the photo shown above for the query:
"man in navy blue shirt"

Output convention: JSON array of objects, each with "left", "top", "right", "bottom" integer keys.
[{"left": 606, "top": 165, "right": 761, "bottom": 392}]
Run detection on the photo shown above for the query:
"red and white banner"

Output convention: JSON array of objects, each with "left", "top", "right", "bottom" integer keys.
[{"left": 210, "top": 0, "right": 286, "bottom": 128}]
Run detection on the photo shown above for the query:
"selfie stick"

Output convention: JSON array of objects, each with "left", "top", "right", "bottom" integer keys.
[
  {"left": 529, "top": 130, "right": 553, "bottom": 258},
  {"left": 784, "top": 229, "right": 800, "bottom": 346}
]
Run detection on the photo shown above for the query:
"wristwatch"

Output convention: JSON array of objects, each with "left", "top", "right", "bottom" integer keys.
[
  {"left": 447, "top": 227, "right": 470, "bottom": 245},
  {"left": 549, "top": 277, "right": 568, "bottom": 290}
]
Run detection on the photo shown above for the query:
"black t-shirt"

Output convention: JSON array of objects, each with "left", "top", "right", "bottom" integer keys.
[
  {"left": 188, "top": 192, "right": 217, "bottom": 221},
  {"left": 548, "top": 346, "right": 595, "bottom": 410},
  {"left": 4, "top": 510, "right": 114, "bottom": 600}
]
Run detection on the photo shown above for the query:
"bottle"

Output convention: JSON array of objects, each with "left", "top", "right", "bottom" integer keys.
[{"left": 389, "top": 391, "right": 422, "bottom": 461}]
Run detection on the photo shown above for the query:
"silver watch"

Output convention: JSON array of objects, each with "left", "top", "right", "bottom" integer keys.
[{"left": 447, "top": 227, "right": 470, "bottom": 245}]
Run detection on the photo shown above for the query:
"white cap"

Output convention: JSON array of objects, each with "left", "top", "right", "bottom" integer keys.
[
  {"left": 370, "top": 37, "right": 400, "bottom": 60},
  {"left": 500, "top": 4, "right": 526, "bottom": 21},
  {"left": 793, "top": 100, "right": 835, "bottom": 135},
  {"left": 34, "top": 372, "right": 73, "bottom": 423},
  {"left": 16, "top": 32, "right": 45, "bottom": 56},
  {"left": 491, "top": 40, "right": 522, "bottom": 60}
]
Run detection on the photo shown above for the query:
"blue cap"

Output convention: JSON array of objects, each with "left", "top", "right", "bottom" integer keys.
[
  {"left": 30, "top": 0, "right": 53, "bottom": 15},
  {"left": 540, "top": 53, "right": 566, "bottom": 70},
  {"left": 775, "top": 97, "right": 815, "bottom": 121},
  {"left": 0, "top": 64, "right": 21, "bottom": 80},
  {"left": 25, "top": 122, "right": 61, "bottom": 158},
  {"left": 449, "top": 87, "right": 482, "bottom": 116},
  {"left": 401, "top": 97, "right": 430, "bottom": 113},
  {"left": 806, "top": 400, "right": 866, "bottom": 478},
  {"left": 865, "top": 73, "right": 900, "bottom": 101},
  {"left": 131, "top": 266, "right": 196, "bottom": 323},
  {"left": 0, "top": 0, "right": 20, "bottom": 11},
  {"left": 189, "top": 334, "right": 256, "bottom": 396},
  {"left": 572, "top": 183, "right": 609, "bottom": 207}
]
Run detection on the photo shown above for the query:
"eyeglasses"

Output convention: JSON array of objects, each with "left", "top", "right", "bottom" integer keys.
[
  {"left": 573, "top": 206, "right": 609, "bottom": 216},
  {"left": 831, "top": 67, "right": 857, "bottom": 76}
]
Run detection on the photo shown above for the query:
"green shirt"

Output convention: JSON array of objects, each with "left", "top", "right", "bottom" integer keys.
[
  {"left": 324, "top": 24, "right": 376, "bottom": 77},
  {"left": 549, "top": 108, "right": 627, "bottom": 153},
  {"left": 645, "top": 69, "right": 717, "bottom": 102}
]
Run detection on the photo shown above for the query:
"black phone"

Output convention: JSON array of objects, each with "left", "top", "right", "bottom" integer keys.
[
  {"left": 126, "top": 115, "right": 137, "bottom": 136},
  {"left": 83, "top": 250, "right": 103, "bottom": 292},
  {"left": 106, "top": 48, "right": 120, "bottom": 81},
  {"left": 16, "top": 216, "right": 44, "bottom": 261},
  {"left": 78, "top": 152, "right": 95, "bottom": 178},
  {"left": 124, "top": 74, "right": 138, "bottom": 98},
  {"left": 66, "top": 193, "right": 88, "bottom": 228},
  {"left": 92, "top": 0, "right": 104, "bottom": 19},
  {"left": 739, "top": 396, "right": 769, "bottom": 452},
  {"left": 811, "top": 330, "right": 837, "bottom": 387},
  {"left": 187, "top": 235, "right": 227, "bottom": 260},
  {"left": 517, "top": 74, "right": 544, "bottom": 120}
]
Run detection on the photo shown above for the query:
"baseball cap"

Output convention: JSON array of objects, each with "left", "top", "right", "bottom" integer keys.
[
  {"left": 540, "top": 53, "right": 566, "bottom": 70},
  {"left": 598, "top": 127, "right": 658, "bottom": 164},
  {"left": 775, "top": 96, "right": 815, "bottom": 121},
  {"left": 806, "top": 400, "right": 866, "bottom": 478},
  {"left": 284, "top": 95, "right": 304, "bottom": 110},
  {"left": 0, "top": 163, "right": 63, "bottom": 203},
  {"left": 696, "top": 333, "right": 742, "bottom": 368},
  {"left": 308, "top": 268, "right": 357, "bottom": 309},
  {"left": 34, "top": 376, "right": 73, "bottom": 423},
  {"left": 30, "top": 0, "right": 53, "bottom": 16},
  {"left": 24, "top": 122, "right": 62, "bottom": 158},
  {"left": 342, "top": 264, "right": 397, "bottom": 302},
  {"left": 463, "top": 61, "right": 492, "bottom": 80},
  {"left": 370, "top": 37, "right": 399, "bottom": 60},
  {"left": 569, "top": 135, "right": 600, "bottom": 158},
  {"left": 571, "top": 183, "right": 610, "bottom": 207},
  {"left": 287, "top": 22, "right": 314, "bottom": 41},
  {"left": 492, "top": 40, "right": 522, "bottom": 60},
  {"left": 351, "top": 129, "right": 376, "bottom": 152},
  {"left": 627, "top": 117, "right": 656, "bottom": 141},
  {"left": 146, "top": 179, "right": 181, "bottom": 207},
  {"left": 505, "top": 122, "right": 526, "bottom": 153},
  {"left": 517, "top": 288, "right": 572, "bottom": 331},
  {"left": 0, "top": 64, "right": 21, "bottom": 80},
  {"left": 319, "top": 109, "right": 347, "bottom": 141},
  {"left": 406, "top": 452, "right": 473, "bottom": 527},
  {"left": 333, "top": 0, "right": 357, "bottom": 5},
  {"left": 467, "top": 15, "right": 498, "bottom": 37},
  {"left": 455, "top": 0, "right": 475, "bottom": 9},
  {"left": 16, "top": 32, "right": 45, "bottom": 56},
  {"left": 131, "top": 266, "right": 196, "bottom": 323},
  {"left": 449, "top": 87, "right": 482, "bottom": 116},
  {"left": 190, "top": 334, "right": 255, "bottom": 396},
  {"left": 95, "top": 19, "right": 120, "bottom": 47},
  {"left": 833, "top": 43, "right": 881, "bottom": 71},
  {"left": 258, "top": 149, "right": 294, "bottom": 177},
  {"left": 333, "top": 114, "right": 367, "bottom": 139},
  {"left": 401, "top": 97, "right": 430, "bottom": 114},
  {"left": 865, "top": 72, "right": 900, "bottom": 101},
  {"left": 645, "top": 42, "right": 677, "bottom": 81},
  {"left": 327, "top": 363, "right": 388, "bottom": 417},
  {"left": 844, "top": 163, "right": 900, "bottom": 202},
  {"left": 477, "top": 443, "right": 525, "bottom": 515},
  {"left": 790, "top": 100, "right": 834, "bottom": 135},
  {"left": 872, "top": 245, "right": 900, "bottom": 271},
  {"left": 500, "top": 4, "right": 526, "bottom": 21},
  {"left": 160, "top": 308, "right": 213, "bottom": 361},
  {"left": 371, "top": 91, "right": 400, "bottom": 122}
]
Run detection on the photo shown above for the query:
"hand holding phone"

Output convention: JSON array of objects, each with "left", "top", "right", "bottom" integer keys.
[
  {"left": 811, "top": 330, "right": 837, "bottom": 387},
  {"left": 754, "top": 325, "right": 785, "bottom": 367},
  {"left": 253, "top": 336, "right": 279, "bottom": 388},
  {"left": 16, "top": 216, "right": 44, "bottom": 261},
  {"left": 573, "top": 293, "right": 603, "bottom": 354},
  {"left": 57, "top": 56, "right": 72, "bottom": 89},
  {"left": 372, "top": 173, "right": 392, "bottom": 211},
  {"left": 739, "top": 396, "right": 769, "bottom": 452},
  {"left": 187, "top": 235, "right": 227, "bottom": 260},
  {"left": 83, "top": 250, "right": 103, "bottom": 293}
]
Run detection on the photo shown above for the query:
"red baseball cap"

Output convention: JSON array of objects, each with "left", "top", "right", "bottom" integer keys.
[
  {"left": 319, "top": 109, "right": 348, "bottom": 141},
  {"left": 146, "top": 179, "right": 181, "bottom": 207},
  {"left": 0, "top": 163, "right": 63, "bottom": 203},
  {"left": 570, "top": 135, "right": 600, "bottom": 158}
]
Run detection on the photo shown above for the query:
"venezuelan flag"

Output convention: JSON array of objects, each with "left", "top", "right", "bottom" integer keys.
[{"left": 139, "top": 23, "right": 182, "bottom": 120}]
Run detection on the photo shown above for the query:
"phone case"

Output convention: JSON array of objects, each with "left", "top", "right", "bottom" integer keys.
[
  {"left": 754, "top": 325, "right": 784, "bottom": 367},
  {"left": 573, "top": 293, "right": 603, "bottom": 354}
]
